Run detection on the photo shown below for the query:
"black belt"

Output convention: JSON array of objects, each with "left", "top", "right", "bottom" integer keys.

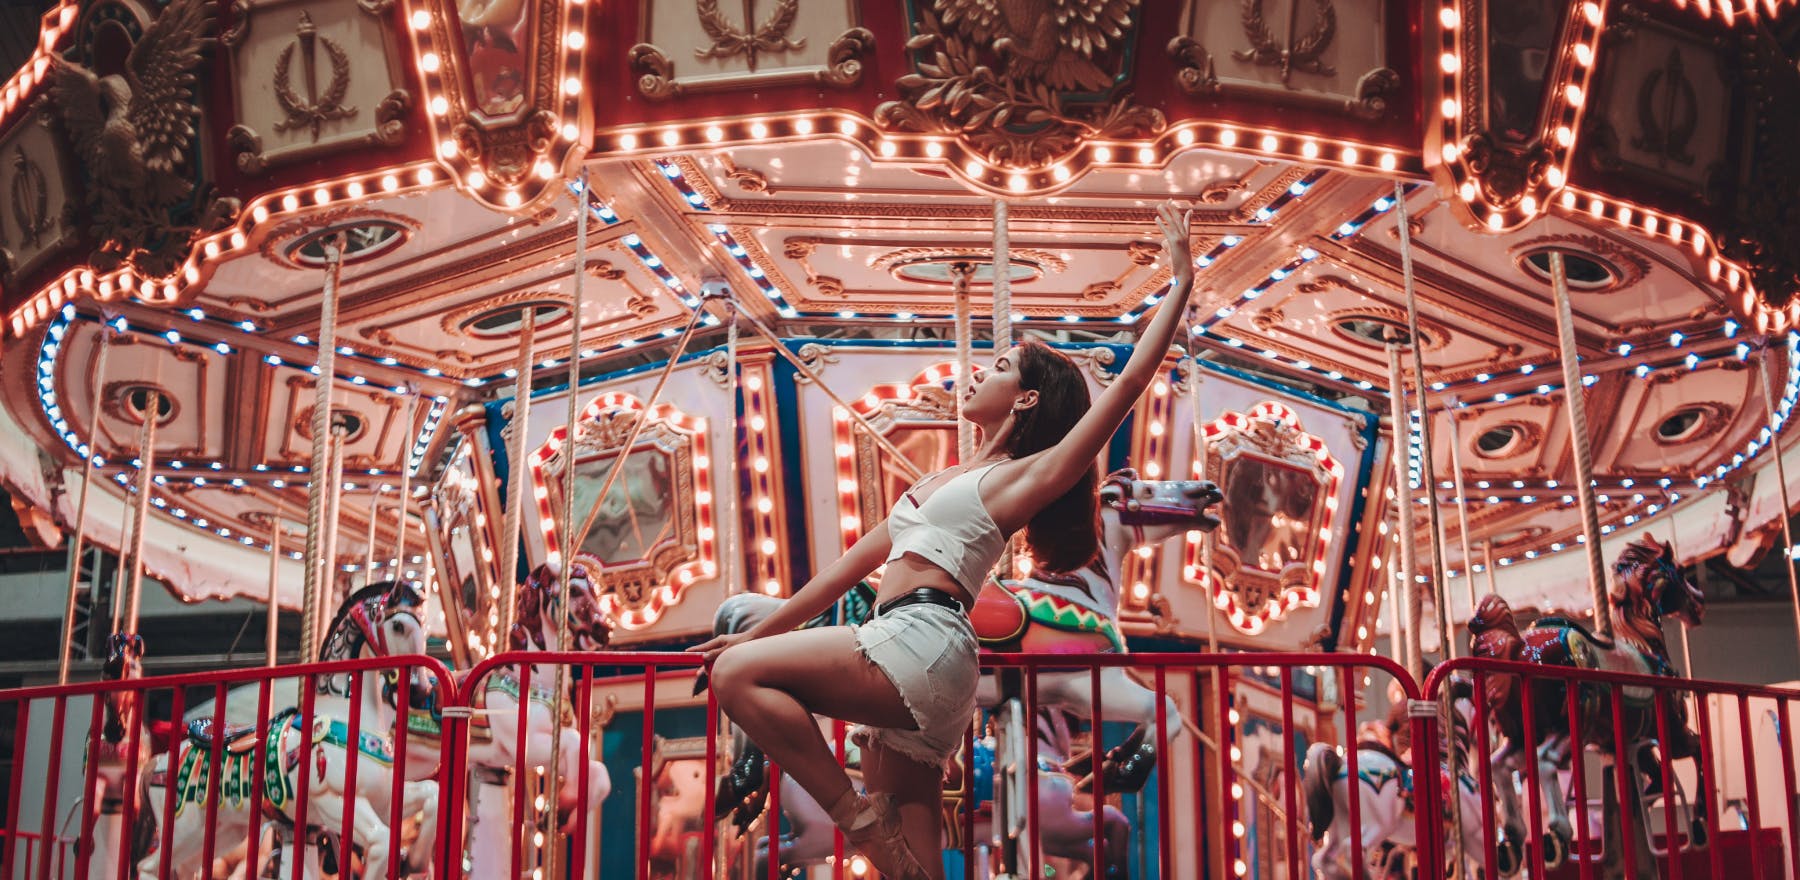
[{"left": 876, "top": 588, "right": 966, "bottom": 617}]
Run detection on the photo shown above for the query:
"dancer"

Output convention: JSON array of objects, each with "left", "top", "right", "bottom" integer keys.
[{"left": 691, "top": 202, "right": 1196, "bottom": 879}]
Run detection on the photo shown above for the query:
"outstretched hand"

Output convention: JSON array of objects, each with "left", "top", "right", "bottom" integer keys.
[
  {"left": 1155, "top": 202, "right": 1195, "bottom": 285},
  {"left": 686, "top": 630, "right": 751, "bottom": 692}
]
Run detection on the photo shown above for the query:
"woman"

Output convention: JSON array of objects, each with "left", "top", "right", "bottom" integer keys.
[{"left": 691, "top": 203, "right": 1196, "bottom": 878}]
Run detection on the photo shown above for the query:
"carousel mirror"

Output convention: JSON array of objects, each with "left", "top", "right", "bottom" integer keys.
[
  {"left": 529, "top": 395, "right": 712, "bottom": 626},
  {"left": 423, "top": 436, "right": 501, "bottom": 665}
]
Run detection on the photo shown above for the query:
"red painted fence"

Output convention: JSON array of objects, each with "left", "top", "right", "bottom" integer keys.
[{"left": 0, "top": 651, "right": 1790, "bottom": 879}]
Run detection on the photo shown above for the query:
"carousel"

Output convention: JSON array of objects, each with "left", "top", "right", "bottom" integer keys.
[{"left": 0, "top": 0, "right": 1796, "bottom": 877}]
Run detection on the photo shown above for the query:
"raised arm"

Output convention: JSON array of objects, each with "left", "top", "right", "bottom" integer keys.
[{"left": 1010, "top": 203, "right": 1196, "bottom": 497}]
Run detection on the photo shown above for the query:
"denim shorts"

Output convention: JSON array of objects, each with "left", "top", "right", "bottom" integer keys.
[{"left": 851, "top": 602, "right": 978, "bottom": 769}]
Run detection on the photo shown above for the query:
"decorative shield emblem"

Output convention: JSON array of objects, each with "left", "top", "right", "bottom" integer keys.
[{"left": 1191, "top": 401, "right": 1343, "bottom": 634}]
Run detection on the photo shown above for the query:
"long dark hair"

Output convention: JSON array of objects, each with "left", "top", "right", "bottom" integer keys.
[{"left": 1000, "top": 340, "right": 1100, "bottom": 574}]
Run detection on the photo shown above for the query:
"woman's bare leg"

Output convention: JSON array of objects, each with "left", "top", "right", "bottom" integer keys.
[
  {"left": 861, "top": 739, "right": 950, "bottom": 880},
  {"left": 709, "top": 626, "right": 918, "bottom": 815}
]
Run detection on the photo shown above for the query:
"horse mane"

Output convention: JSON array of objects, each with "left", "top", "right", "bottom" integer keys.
[
  {"left": 1609, "top": 535, "right": 1672, "bottom": 659},
  {"left": 318, "top": 581, "right": 401, "bottom": 661}
]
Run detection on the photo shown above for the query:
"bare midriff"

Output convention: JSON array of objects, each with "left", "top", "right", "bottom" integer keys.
[{"left": 878, "top": 554, "right": 977, "bottom": 611}]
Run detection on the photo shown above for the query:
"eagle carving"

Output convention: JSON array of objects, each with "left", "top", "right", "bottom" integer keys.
[
  {"left": 938, "top": 0, "right": 1136, "bottom": 92},
  {"left": 47, "top": 0, "right": 218, "bottom": 275},
  {"left": 877, "top": 0, "right": 1162, "bottom": 171}
]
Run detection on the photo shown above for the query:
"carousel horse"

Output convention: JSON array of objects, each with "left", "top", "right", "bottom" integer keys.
[
  {"left": 981, "top": 707, "right": 1133, "bottom": 879},
  {"left": 1467, "top": 534, "right": 1706, "bottom": 869},
  {"left": 133, "top": 581, "right": 439, "bottom": 880},
  {"left": 707, "top": 468, "right": 1221, "bottom": 873},
  {"left": 82, "top": 633, "right": 163, "bottom": 880},
  {"left": 1303, "top": 685, "right": 1517, "bottom": 880},
  {"left": 459, "top": 560, "right": 613, "bottom": 880}
]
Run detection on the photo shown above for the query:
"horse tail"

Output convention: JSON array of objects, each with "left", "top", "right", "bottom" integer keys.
[
  {"left": 1302, "top": 742, "right": 1340, "bottom": 842},
  {"left": 129, "top": 752, "right": 161, "bottom": 867}
]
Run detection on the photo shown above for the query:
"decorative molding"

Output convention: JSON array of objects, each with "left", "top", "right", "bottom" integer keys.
[
  {"left": 1232, "top": 0, "right": 1338, "bottom": 80},
  {"left": 628, "top": 24, "right": 873, "bottom": 100},
  {"left": 791, "top": 342, "right": 838, "bottom": 383},
  {"left": 273, "top": 12, "right": 358, "bottom": 141},
  {"left": 876, "top": 2, "right": 1163, "bottom": 169},
  {"left": 1511, "top": 234, "right": 1652, "bottom": 291},
  {"left": 366, "top": 89, "right": 411, "bottom": 147},
  {"left": 694, "top": 0, "right": 804, "bottom": 64},
  {"left": 8, "top": 146, "right": 50, "bottom": 248}
]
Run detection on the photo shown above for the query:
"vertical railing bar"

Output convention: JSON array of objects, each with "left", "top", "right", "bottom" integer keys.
[
  {"left": 1777, "top": 698, "right": 1798, "bottom": 880},
  {"left": 638, "top": 668, "right": 655, "bottom": 880},
  {"left": 963, "top": 715, "right": 975, "bottom": 880},
  {"left": 1475, "top": 671, "right": 1499, "bottom": 880},
  {"left": 1655, "top": 690, "right": 1681, "bottom": 880},
  {"left": 1695, "top": 690, "right": 1726, "bottom": 880},
  {"left": 4, "top": 700, "right": 30, "bottom": 880},
  {"left": 701, "top": 685, "right": 718, "bottom": 880},
  {"left": 291, "top": 673, "right": 317, "bottom": 880},
  {"left": 513, "top": 664, "right": 532, "bottom": 880},
  {"left": 1519, "top": 676, "right": 1543, "bottom": 880},
  {"left": 388, "top": 664, "right": 412, "bottom": 880},
  {"left": 1217, "top": 666, "right": 1237, "bottom": 879},
  {"left": 341, "top": 670, "right": 364, "bottom": 879},
  {"left": 1091, "top": 665, "right": 1105, "bottom": 875},
  {"left": 1279, "top": 668, "right": 1300, "bottom": 880},
  {"left": 572, "top": 663, "right": 593, "bottom": 880},
  {"left": 113, "top": 685, "right": 145, "bottom": 880},
  {"left": 1740, "top": 694, "right": 1768, "bottom": 880},
  {"left": 766, "top": 758, "right": 782, "bottom": 880},
  {"left": 1608, "top": 683, "right": 1639, "bottom": 880},
  {"left": 1341, "top": 667, "right": 1363, "bottom": 880},
  {"left": 1566, "top": 678, "right": 1592, "bottom": 880},
  {"left": 1025, "top": 667, "right": 1040, "bottom": 880},
  {"left": 35, "top": 697, "right": 66, "bottom": 880},
  {"left": 200, "top": 681, "right": 227, "bottom": 877},
  {"left": 1156, "top": 666, "right": 1176, "bottom": 880},
  {"left": 73, "top": 694, "right": 104, "bottom": 880},
  {"left": 155, "top": 686, "right": 186, "bottom": 880},
  {"left": 244, "top": 677, "right": 273, "bottom": 880}
]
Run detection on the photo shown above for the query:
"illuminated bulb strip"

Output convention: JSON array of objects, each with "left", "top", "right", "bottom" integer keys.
[
  {"left": 831, "top": 363, "right": 972, "bottom": 552},
  {"left": 1554, "top": 187, "right": 1765, "bottom": 324},
  {"left": 528, "top": 392, "right": 715, "bottom": 629},
  {"left": 706, "top": 225, "right": 800, "bottom": 318},
  {"left": 740, "top": 363, "right": 789, "bottom": 595},
  {"left": 0, "top": 3, "right": 78, "bottom": 131},
  {"left": 1331, "top": 184, "right": 1423, "bottom": 239},
  {"left": 1184, "top": 402, "right": 1340, "bottom": 634},
  {"left": 1121, "top": 374, "right": 1177, "bottom": 607},
  {"left": 6, "top": 163, "right": 444, "bottom": 339}
]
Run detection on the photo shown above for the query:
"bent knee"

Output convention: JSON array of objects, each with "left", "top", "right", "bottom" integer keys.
[{"left": 709, "top": 644, "right": 762, "bottom": 704}]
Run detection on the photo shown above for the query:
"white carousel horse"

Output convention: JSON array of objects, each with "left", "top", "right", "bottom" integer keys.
[
  {"left": 459, "top": 561, "right": 613, "bottom": 880},
  {"left": 707, "top": 468, "right": 1221, "bottom": 874},
  {"left": 1302, "top": 690, "right": 1515, "bottom": 880},
  {"left": 133, "top": 581, "right": 438, "bottom": 880}
]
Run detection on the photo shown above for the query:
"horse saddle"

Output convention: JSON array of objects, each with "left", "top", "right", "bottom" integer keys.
[
  {"left": 972, "top": 579, "right": 1123, "bottom": 653},
  {"left": 186, "top": 717, "right": 267, "bottom": 755},
  {"left": 1532, "top": 615, "right": 1615, "bottom": 650}
]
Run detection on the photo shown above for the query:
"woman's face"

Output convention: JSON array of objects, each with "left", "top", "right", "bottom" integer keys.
[{"left": 963, "top": 346, "right": 1027, "bottom": 423}]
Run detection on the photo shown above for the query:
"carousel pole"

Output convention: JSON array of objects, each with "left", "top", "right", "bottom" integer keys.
[
  {"left": 952, "top": 263, "right": 975, "bottom": 461},
  {"left": 496, "top": 307, "right": 539, "bottom": 641},
  {"left": 315, "top": 419, "right": 350, "bottom": 656},
  {"left": 1754, "top": 339, "right": 1800, "bottom": 656},
  {"left": 57, "top": 323, "right": 112, "bottom": 684},
  {"left": 1385, "top": 339, "right": 1424, "bottom": 682},
  {"left": 992, "top": 203, "right": 1019, "bottom": 579},
  {"left": 301, "top": 234, "right": 346, "bottom": 662},
  {"left": 1548, "top": 251, "right": 1612, "bottom": 638},
  {"left": 362, "top": 490, "right": 381, "bottom": 585},
  {"left": 723, "top": 295, "right": 742, "bottom": 596},
  {"left": 1391, "top": 184, "right": 1462, "bottom": 873},
  {"left": 1188, "top": 350, "right": 1222, "bottom": 655},
  {"left": 548, "top": 172, "right": 592, "bottom": 880},
  {"left": 268, "top": 514, "right": 283, "bottom": 667},
  {"left": 1392, "top": 183, "right": 1454, "bottom": 660},
  {"left": 120, "top": 390, "right": 160, "bottom": 636},
  {"left": 389, "top": 394, "right": 416, "bottom": 575},
  {"left": 1444, "top": 399, "right": 1483, "bottom": 612},
  {"left": 1482, "top": 541, "right": 1498, "bottom": 596}
]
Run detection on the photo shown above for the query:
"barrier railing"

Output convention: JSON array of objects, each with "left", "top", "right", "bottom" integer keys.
[
  {"left": 1422, "top": 657, "right": 1800, "bottom": 880},
  {"left": 0, "top": 650, "right": 1787, "bottom": 880}
]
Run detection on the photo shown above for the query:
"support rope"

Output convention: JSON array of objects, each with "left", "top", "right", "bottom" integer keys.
[
  {"left": 1443, "top": 397, "right": 1482, "bottom": 609},
  {"left": 1386, "top": 340, "right": 1423, "bottom": 683},
  {"left": 121, "top": 389, "right": 158, "bottom": 636},
  {"left": 992, "top": 201, "right": 1012, "bottom": 350},
  {"left": 1755, "top": 340, "right": 1800, "bottom": 658},
  {"left": 953, "top": 263, "right": 975, "bottom": 462},
  {"left": 1392, "top": 183, "right": 1454, "bottom": 660}
]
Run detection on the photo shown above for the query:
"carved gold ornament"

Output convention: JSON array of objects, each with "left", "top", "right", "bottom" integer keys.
[
  {"left": 47, "top": 0, "right": 225, "bottom": 275},
  {"left": 274, "top": 12, "right": 358, "bottom": 141},
  {"left": 694, "top": 0, "right": 804, "bottom": 66},
  {"left": 1633, "top": 47, "right": 1698, "bottom": 167},
  {"left": 877, "top": 0, "right": 1164, "bottom": 168},
  {"left": 8, "top": 146, "right": 50, "bottom": 248},
  {"left": 1232, "top": 0, "right": 1337, "bottom": 80}
]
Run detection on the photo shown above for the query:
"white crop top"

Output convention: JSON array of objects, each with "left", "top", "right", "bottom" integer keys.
[{"left": 884, "top": 461, "right": 1009, "bottom": 594}]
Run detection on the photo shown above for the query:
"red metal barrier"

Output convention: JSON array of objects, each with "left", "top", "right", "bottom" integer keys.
[
  {"left": 6, "top": 649, "right": 1789, "bottom": 880},
  {"left": 1424, "top": 658, "right": 1800, "bottom": 880}
]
